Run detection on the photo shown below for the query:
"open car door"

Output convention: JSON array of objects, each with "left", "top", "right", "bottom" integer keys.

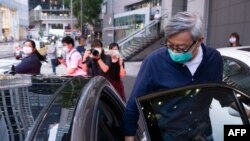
[{"left": 136, "top": 83, "right": 250, "bottom": 141}]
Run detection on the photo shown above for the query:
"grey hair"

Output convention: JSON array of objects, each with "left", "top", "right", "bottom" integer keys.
[{"left": 165, "top": 12, "right": 204, "bottom": 41}]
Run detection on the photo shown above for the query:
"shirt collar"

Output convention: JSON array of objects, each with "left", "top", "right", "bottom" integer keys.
[
  {"left": 184, "top": 45, "right": 203, "bottom": 66},
  {"left": 68, "top": 48, "right": 76, "bottom": 55}
]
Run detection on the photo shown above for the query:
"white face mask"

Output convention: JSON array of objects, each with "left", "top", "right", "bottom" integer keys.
[
  {"left": 111, "top": 50, "right": 119, "bottom": 57},
  {"left": 63, "top": 47, "right": 70, "bottom": 53},
  {"left": 229, "top": 37, "right": 236, "bottom": 43},
  {"left": 23, "top": 46, "right": 33, "bottom": 54}
]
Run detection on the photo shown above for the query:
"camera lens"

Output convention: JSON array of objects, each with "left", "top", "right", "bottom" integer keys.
[{"left": 91, "top": 49, "right": 99, "bottom": 56}]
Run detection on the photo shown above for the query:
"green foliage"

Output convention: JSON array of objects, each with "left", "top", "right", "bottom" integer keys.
[{"left": 64, "top": 0, "right": 103, "bottom": 27}]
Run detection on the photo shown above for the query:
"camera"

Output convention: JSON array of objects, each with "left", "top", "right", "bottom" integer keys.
[
  {"left": 90, "top": 48, "right": 100, "bottom": 57},
  {"left": 4, "top": 65, "right": 15, "bottom": 75},
  {"left": 57, "top": 50, "right": 64, "bottom": 59}
]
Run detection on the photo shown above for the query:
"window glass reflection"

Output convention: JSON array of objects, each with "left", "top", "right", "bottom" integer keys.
[
  {"left": 33, "top": 77, "right": 88, "bottom": 141},
  {"left": 223, "top": 58, "right": 250, "bottom": 96},
  {"left": 138, "top": 86, "right": 243, "bottom": 141}
]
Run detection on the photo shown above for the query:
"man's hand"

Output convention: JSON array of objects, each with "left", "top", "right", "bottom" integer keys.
[
  {"left": 125, "top": 136, "right": 134, "bottom": 141},
  {"left": 58, "top": 58, "right": 65, "bottom": 64},
  {"left": 230, "top": 102, "right": 250, "bottom": 118},
  {"left": 246, "top": 109, "right": 250, "bottom": 118}
]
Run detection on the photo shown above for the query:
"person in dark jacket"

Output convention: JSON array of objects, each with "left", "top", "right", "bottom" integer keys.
[
  {"left": 123, "top": 12, "right": 250, "bottom": 141},
  {"left": 76, "top": 36, "right": 87, "bottom": 56},
  {"left": 15, "top": 39, "right": 46, "bottom": 75}
]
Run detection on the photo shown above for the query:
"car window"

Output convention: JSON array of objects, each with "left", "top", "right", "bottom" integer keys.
[
  {"left": 223, "top": 57, "right": 250, "bottom": 95},
  {"left": 0, "top": 76, "right": 71, "bottom": 141},
  {"left": 136, "top": 84, "right": 250, "bottom": 141},
  {"left": 96, "top": 89, "right": 124, "bottom": 141},
  {"left": 223, "top": 58, "right": 246, "bottom": 77},
  {"left": 25, "top": 78, "right": 88, "bottom": 141}
]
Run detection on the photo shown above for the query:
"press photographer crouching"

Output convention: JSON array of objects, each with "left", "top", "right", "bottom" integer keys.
[{"left": 82, "top": 39, "right": 112, "bottom": 77}]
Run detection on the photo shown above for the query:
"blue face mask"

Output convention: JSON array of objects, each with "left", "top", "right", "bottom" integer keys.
[{"left": 168, "top": 49, "right": 193, "bottom": 63}]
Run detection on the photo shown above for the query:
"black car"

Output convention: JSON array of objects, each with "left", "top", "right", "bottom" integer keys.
[
  {"left": 136, "top": 83, "right": 250, "bottom": 141},
  {"left": 0, "top": 75, "right": 143, "bottom": 141},
  {"left": 1, "top": 75, "right": 250, "bottom": 141}
]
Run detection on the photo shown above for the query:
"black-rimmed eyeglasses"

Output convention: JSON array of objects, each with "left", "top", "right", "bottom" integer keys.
[{"left": 165, "top": 40, "right": 197, "bottom": 53}]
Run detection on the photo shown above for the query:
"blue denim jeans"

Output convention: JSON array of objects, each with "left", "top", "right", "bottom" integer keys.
[{"left": 51, "top": 59, "right": 57, "bottom": 73}]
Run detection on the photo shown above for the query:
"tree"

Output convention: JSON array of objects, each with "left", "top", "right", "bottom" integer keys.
[{"left": 64, "top": 0, "right": 103, "bottom": 29}]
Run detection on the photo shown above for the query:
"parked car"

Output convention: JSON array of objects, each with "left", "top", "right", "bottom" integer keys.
[
  {"left": 41, "top": 36, "right": 49, "bottom": 44},
  {"left": 0, "top": 75, "right": 143, "bottom": 141},
  {"left": 218, "top": 46, "right": 250, "bottom": 96},
  {"left": 2, "top": 46, "right": 250, "bottom": 141},
  {"left": 137, "top": 83, "right": 250, "bottom": 141}
]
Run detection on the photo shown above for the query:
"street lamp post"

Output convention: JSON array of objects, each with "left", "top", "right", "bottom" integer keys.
[
  {"left": 70, "top": 0, "right": 73, "bottom": 37},
  {"left": 81, "top": 0, "right": 83, "bottom": 35},
  {"left": 111, "top": 0, "right": 114, "bottom": 42}
]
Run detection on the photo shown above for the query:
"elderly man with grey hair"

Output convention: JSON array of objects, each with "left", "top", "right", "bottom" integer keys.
[{"left": 123, "top": 12, "right": 237, "bottom": 141}]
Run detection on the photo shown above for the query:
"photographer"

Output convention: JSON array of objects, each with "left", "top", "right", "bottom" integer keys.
[
  {"left": 58, "top": 36, "right": 87, "bottom": 76},
  {"left": 82, "top": 39, "right": 111, "bottom": 77}
]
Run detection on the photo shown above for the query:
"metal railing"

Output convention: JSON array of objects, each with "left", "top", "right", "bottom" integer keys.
[
  {"left": 117, "top": 13, "right": 167, "bottom": 59},
  {"left": 117, "top": 20, "right": 158, "bottom": 48},
  {"left": 40, "top": 15, "right": 76, "bottom": 21}
]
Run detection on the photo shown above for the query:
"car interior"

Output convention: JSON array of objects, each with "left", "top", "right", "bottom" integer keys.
[
  {"left": 223, "top": 57, "right": 250, "bottom": 95},
  {"left": 136, "top": 84, "right": 250, "bottom": 141},
  {"left": 96, "top": 89, "right": 124, "bottom": 141}
]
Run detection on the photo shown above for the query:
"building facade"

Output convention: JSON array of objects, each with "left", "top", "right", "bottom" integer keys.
[
  {"left": 102, "top": 0, "right": 250, "bottom": 47},
  {"left": 29, "top": 0, "right": 77, "bottom": 38},
  {"left": 0, "top": 76, "right": 33, "bottom": 141},
  {"left": 101, "top": 0, "right": 188, "bottom": 46},
  {"left": 0, "top": 0, "right": 29, "bottom": 41},
  {"left": 29, "top": 0, "right": 50, "bottom": 11},
  {"left": 206, "top": 0, "right": 250, "bottom": 47}
]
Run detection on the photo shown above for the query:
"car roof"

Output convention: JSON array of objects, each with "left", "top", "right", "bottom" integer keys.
[{"left": 217, "top": 46, "right": 250, "bottom": 67}]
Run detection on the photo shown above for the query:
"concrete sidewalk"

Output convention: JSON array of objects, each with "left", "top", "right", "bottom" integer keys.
[
  {"left": 41, "top": 61, "right": 67, "bottom": 75},
  {"left": 41, "top": 61, "right": 142, "bottom": 75},
  {"left": 40, "top": 61, "right": 142, "bottom": 101},
  {"left": 0, "top": 43, "right": 14, "bottom": 59}
]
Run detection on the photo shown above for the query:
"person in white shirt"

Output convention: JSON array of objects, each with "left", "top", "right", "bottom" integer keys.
[
  {"left": 46, "top": 40, "right": 57, "bottom": 74},
  {"left": 58, "top": 36, "right": 87, "bottom": 76},
  {"left": 154, "top": 9, "right": 161, "bottom": 34},
  {"left": 154, "top": 9, "right": 161, "bottom": 20}
]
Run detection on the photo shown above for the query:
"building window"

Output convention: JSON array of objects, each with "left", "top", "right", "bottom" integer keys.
[{"left": 125, "top": 0, "right": 162, "bottom": 11}]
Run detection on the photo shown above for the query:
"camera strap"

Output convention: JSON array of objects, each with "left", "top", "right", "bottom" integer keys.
[{"left": 69, "top": 50, "right": 82, "bottom": 69}]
